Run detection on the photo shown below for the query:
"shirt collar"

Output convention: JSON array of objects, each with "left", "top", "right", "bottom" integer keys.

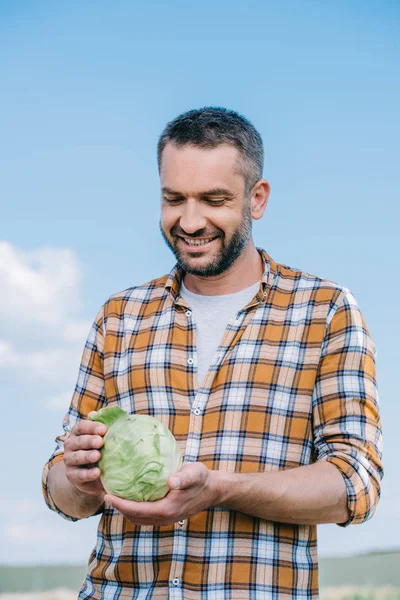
[{"left": 165, "top": 247, "right": 277, "bottom": 307}]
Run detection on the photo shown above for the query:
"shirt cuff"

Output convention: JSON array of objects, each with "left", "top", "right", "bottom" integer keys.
[
  {"left": 42, "top": 454, "right": 80, "bottom": 522},
  {"left": 323, "top": 455, "right": 361, "bottom": 528}
]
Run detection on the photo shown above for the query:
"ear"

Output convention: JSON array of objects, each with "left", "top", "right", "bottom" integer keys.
[{"left": 251, "top": 180, "right": 270, "bottom": 220}]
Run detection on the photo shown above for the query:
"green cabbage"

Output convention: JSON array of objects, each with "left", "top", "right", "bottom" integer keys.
[{"left": 89, "top": 406, "right": 183, "bottom": 502}]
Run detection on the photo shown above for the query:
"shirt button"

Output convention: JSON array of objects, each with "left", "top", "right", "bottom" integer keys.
[
  {"left": 172, "top": 578, "right": 180, "bottom": 586},
  {"left": 185, "top": 310, "right": 192, "bottom": 317},
  {"left": 187, "top": 358, "right": 194, "bottom": 366},
  {"left": 178, "top": 520, "right": 185, "bottom": 526},
  {"left": 193, "top": 407, "right": 201, "bottom": 416},
  {"left": 262, "top": 291, "right": 267, "bottom": 297}
]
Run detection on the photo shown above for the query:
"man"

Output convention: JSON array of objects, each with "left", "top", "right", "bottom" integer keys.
[{"left": 42, "top": 107, "right": 383, "bottom": 599}]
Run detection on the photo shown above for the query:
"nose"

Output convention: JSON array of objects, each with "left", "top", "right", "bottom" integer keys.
[{"left": 179, "top": 201, "right": 207, "bottom": 235}]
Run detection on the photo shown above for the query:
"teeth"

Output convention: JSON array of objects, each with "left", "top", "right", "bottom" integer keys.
[{"left": 183, "top": 237, "right": 216, "bottom": 246}]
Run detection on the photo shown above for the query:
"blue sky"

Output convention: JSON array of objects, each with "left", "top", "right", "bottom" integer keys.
[{"left": 0, "top": 0, "right": 399, "bottom": 564}]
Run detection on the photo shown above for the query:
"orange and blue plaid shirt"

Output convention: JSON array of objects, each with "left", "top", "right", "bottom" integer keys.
[{"left": 42, "top": 249, "right": 383, "bottom": 599}]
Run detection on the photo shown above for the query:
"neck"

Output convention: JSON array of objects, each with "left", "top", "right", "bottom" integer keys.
[{"left": 183, "top": 240, "right": 264, "bottom": 296}]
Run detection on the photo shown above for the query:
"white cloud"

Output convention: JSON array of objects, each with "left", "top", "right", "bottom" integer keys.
[
  {"left": 0, "top": 241, "right": 82, "bottom": 326},
  {"left": 0, "top": 340, "right": 81, "bottom": 385},
  {"left": 0, "top": 241, "right": 93, "bottom": 395}
]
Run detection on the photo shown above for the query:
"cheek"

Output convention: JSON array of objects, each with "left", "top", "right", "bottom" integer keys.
[
  {"left": 213, "top": 211, "right": 237, "bottom": 234},
  {"left": 161, "top": 207, "right": 176, "bottom": 230}
]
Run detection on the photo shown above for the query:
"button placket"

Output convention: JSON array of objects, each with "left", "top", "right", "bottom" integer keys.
[{"left": 169, "top": 524, "right": 186, "bottom": 597}]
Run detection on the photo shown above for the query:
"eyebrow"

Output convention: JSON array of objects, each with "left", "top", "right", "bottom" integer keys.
[{"left": 162, "top": 187, "right": 235, "bottom": 198}]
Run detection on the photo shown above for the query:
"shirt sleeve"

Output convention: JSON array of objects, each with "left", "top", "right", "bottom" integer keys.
[
  {"left": 311, "top": 288, "right": 383, "bottom": 527},
  {"left": 41, "top": 304, "right": 107, "bottom": 521}
]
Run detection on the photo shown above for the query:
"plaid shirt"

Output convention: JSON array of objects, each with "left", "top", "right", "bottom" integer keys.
[{"left": 42, "top": 249, "right": 383, "bottom": 599}]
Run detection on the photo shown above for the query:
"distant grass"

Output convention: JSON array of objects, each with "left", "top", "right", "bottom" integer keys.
[
  {"left": 1, "top": 586, "right": 400, "bottom": 599},
  {"left": 321, "top": 588, "right": 400, "bottom": 600},
  {"left": 319, "top": 552, "right": 400, "bottom": 587},
  {"left": 2, "top": 554, "right": 400, "bottom": 596}
]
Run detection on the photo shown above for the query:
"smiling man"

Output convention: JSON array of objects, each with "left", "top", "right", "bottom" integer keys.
[
  {"left": 159, "top": 143, "right": 257, "bottom": 286},
  {"left": 43, "top": 107, "right": 383, "bottom": 599}
]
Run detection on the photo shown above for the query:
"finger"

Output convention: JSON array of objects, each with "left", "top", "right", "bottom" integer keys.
[
  {"left": 105, "top": 494, "right": 142, "bottom": 513},
  {"left": 113, "top": 511, "right": 172, "bottom": 527},
  {"left": 72, "top": 420, "right": 107, "bottom": 437},
  {"left": 68, "top": 434, "right": 105, "bottom": 451},
  {"left": 168, "top": 462, "right": 205, "bottom": 490},
  {"left": 64, "top": 449, "right": 101, "bottom": 467},
  {"left": 105, "top": 494, "right": 171, "bottom": 519},
  {"left": 68, "top": 466, "right": 101, "bottom": 484}
]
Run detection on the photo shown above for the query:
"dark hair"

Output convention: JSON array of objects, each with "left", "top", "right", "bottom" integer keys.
[{"left": 157, "top": 107, "right": 264, "bottom": 194}]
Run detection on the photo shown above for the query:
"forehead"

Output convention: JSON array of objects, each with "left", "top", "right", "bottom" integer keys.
[{"left": 160, "top": 143, "right": 245, "bottom": 194}]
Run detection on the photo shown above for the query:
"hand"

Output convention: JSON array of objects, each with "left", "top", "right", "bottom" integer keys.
[
  {"left": 63, "top": 417, "right": 107, "bottom": 498},
  {"left": 105, "top": 462, "right": 220, "bottom": 526}
]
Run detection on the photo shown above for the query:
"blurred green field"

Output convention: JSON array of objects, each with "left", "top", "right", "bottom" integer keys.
[
  {"left": 1, "top": 551, "right": 399, "bottom": 597},
  {"left": 319, "top": 551, "right": 400, "bottom": 587}
]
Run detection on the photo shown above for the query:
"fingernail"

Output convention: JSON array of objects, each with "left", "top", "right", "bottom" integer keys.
[
  {"left": 96, "top": 426, "right": 105, "bottom": 434},
  {"left": 171, "top": 476, "right": 181, "bottom": 490}
]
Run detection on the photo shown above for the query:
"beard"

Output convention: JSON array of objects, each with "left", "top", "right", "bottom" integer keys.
[{"left": 159, "top": 202, "right": 252, "bottom": 277}]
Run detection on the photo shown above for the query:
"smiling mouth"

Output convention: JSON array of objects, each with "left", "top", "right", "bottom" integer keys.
[{"left": 179, "top": 236, "right": 219, "bottom": 248}]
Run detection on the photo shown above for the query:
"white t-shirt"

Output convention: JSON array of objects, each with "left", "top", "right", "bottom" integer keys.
[{"left": 180, "top": 278, "right": 261, "bottom": 389}]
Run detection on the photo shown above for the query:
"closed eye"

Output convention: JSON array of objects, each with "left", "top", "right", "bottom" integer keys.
[
  {"left": 163, "top": 196, "right": 184, "bottom": 203},
  {"left": 203, "top": 198, "right": 226, "bottom": 205},
  {"left": 163, "top": 196, "right": 229, "bottom": 205}
]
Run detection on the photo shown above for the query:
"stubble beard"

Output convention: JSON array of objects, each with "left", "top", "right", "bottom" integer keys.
[{"left": 159, "top": 202, "right": 253, "bottom": 277}]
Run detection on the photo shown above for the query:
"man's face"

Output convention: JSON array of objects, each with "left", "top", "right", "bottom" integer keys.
[{"left": 159, "top": 143, "right": 253, "bottom": 277}]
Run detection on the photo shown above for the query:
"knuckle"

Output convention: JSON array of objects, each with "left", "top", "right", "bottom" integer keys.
[
  {"left": 82, "top": 450, "right": 93, "bottom": 465},
  {"left": 68, "top": 450, "right": 85, "bottom": 466},
  {"left": 65, "top": 452, "right": 77, "bottom": 466},
  {"left": 77, "top": 451, "right": 87, "bottom": 465},
  {"left": 69, "top": 451, "right": 79, "bottom": 466},
  {"left": 67, "top": 434, "right": 75, "bottom": 447},
  {"left": 71, "top": 422, "right": 82, "bottom": 436},
  {"left": 78, "top": 468, "right": 90, "bottom": 482},
  {"left": 88, "top": 421, "right": 100, "bottom": 434},
  {"left": 86, "top": 450, "right": 96, "bottom": 463},
  {"left": 78, "top": 435, "right": 90, "bottom": 450},
  {"left": 92, "top": 436, "right": 103, "bottom": 448},
  {"left": 84, "top": 434, "right": 95, "bottom": 449}
]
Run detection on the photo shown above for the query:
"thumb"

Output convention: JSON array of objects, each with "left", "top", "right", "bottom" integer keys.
[{"left": 168, "top": 462, "right": 203, "bottom": 490}]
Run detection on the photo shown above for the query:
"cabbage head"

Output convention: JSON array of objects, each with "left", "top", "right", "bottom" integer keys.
[{"left": 89, "top": 406, "right": 183, "bottom": 502}]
